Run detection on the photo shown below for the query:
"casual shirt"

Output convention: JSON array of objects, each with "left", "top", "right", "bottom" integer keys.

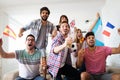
[
  {"left": 84, "top": 46, "right": 112, "bottom": 74},
  {"left": 15, "top": 49, "right": 41, "bottom": 79},
  {"left": 47, "top": 32, "right": 71, "bottom": 77}
]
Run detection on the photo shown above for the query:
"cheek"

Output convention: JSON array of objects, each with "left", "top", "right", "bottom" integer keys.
[
  {"left": 59, "top": 28, "right": 62, "bottom": 32},
  {"left": 86, "top": 39, "right": 90, "bottom": 43}
]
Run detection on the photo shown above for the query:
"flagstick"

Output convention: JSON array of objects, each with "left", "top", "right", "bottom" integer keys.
[
  {"left": 118, "top": 28, "right": 120, "bottom": 45},
  {"left": 118, "top": 28, "right": 120, "bottom": 35}
]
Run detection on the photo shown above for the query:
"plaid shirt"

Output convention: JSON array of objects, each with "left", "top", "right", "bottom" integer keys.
[{"left": 47, "top": 32, "right": 71, "bottom": 78}]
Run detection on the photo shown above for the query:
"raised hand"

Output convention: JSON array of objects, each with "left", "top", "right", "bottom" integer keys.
[
  {"left": 18, "top": 33, "right": 23, "bottom": 37},
  {"left": 65, "top": 37, "right": 73, "bottom": 48},
  {"left": 78, "top": 48, "right": 85, "bottom": 58},
  {"left": 96, "top": 12, "right": 100, "bottom": 18}
]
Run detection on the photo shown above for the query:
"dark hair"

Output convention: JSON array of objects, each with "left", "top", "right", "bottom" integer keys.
[
  {"left": 59, "top": 15, "right": 69, "bottom": 24},
  {"left": 40, "top": 7, "right": 50, "bottom": 15},
  {"left": 26, "top": 34, "right": 35, "bottom": 41},
  {"left": 56, "top": 25, "right": 60, "bottom": 31},
  {"left": 59, "top": 21, "right": 70, "bottom": 28},
  {"left": 85, "top": 32, "right": 94, "bottom": 39}
]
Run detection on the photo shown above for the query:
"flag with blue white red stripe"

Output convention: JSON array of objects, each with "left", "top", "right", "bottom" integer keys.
[{"left": 92, "top": 17, "right": 104, "bottom": 46}]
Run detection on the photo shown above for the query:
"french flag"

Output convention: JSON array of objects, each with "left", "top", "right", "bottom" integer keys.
[{"left": 102, "top": 22, "right": 115, "bottom": 37}]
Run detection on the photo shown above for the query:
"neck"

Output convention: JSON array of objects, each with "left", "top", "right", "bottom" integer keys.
[
  {"left": 42, "top": 20, "right": 47, "bottom": 24},
  {"left": 64, "top": 35, "right": 68, "bottom": 38},
  {"left": 61, "top": 32, "right": 68, "bottom": 38},
  {"left": 26, "top": 48, "right": 35, "bottom": 55},
  {"left": 88, "top": 46, "right": 96, "bottom": 51}
]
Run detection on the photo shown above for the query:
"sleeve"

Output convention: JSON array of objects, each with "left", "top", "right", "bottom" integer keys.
[
  {"left": 50, "top": 24, "right": 56, "bottom": 34},
  {"left": 15, "top": 50, "right": 19, "bottom": 59},
  {"left": 15, "top": 50, "right": 23, "bottom": 59},
  {"left": 104, "top": 46, "right": 112, "bottom": 56},
  {"left": 50, "top": 37, "right": 61, "bottom": 54},
  {"left": 23, "top": 20, "right": 36, "bottom": 31}
]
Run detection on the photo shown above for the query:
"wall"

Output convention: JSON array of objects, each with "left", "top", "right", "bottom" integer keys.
[{"left": 101, "top": 0, "right": 120, "bottom": 67}]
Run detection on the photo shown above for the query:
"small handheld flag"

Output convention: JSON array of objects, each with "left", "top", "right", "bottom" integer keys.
[
  {"left": 102, "top": 22, "right": 115, "bottom": 37},
  {"left": 3, "top": 25, "right": 16, "bottom": 40},
  {"left": 70, "top": 20, "right": 75, "bottom": 27}
]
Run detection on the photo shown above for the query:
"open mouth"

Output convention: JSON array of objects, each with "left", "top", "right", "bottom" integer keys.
[{"left": 28, "top": 44, "right": 32, "bottom": 46}]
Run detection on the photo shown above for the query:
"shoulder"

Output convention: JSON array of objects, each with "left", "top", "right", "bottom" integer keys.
[
  {"left": 35, "top": 49, "right": 41, "bottom": 53},
  {"left": 30, "top": 19, "right": 41, "bottom": 23},
  {"left": 96, "top": 46, "right": 111, "bottom": 53},
  {"left": 97, "top": 46, "right": 110, "bottom": 49},
  {"left": 34, "top": 19, "right": 41, "bottom": 21},
  {"left": 15, "top": 49, "right": 25, "bottom": 54},
  {"left": 34, "top": 49, "right": 41, "bottom": 56},
  {"left": 15, "top": 49, "right": 25, "bottom": 59},
  {"left": 47, "top": 21, "right": 54, "bottom": 26}
]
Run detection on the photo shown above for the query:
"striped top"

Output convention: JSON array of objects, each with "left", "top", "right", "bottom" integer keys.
[{"left": 15, "top": 49, "right": 41, "bottom": 79}]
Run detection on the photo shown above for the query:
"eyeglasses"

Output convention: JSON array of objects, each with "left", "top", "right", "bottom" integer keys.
[{"left": 26, "top": 39, "right": 35, "bottom": 41}]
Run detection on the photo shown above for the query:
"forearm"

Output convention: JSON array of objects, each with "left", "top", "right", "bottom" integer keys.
[
  {"left": 20, "top": 28, "right": 25, "bottom": 33},
  {"left": 0, "top": 47, "right": 15, "bottom": 58},
  {"left": 0, "top": 47, "right": 6, "bottom": 58},
  {"left": 18, "top": 28, "right": 25, "bottom": 37},
  {"left": 41, "top": 57, "right": 47, "bottom": 78},
  {"left": 89, "top": 17, "right": 99, "bottom": 32},
  {"left": 76, "top": 56, "right": 84, "bottom": 68},
  {"left": 88, "top": 13, "right": 100, "bottom": 32},
  {"left": 53, "top": 43, "right": 66, "bottom": 54},
  {"left": 112, "top": 46, "right": 120, "bottom": 54}
]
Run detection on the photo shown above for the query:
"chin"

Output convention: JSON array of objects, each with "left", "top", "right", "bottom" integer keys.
[{"left": 89, "top": 44, "right": 94, "bottom": 47}]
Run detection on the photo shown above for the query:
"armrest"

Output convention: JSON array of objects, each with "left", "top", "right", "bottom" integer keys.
[
  {"left": 3, "top": 69, "right": 19, "bottom": 80},
  {"left": 106, "top": 66, "right": 120, "bottom": 73}
]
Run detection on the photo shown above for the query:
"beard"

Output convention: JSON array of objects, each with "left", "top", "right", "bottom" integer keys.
[
  {"left": 41, "top": 16, "right": 48, "bottom": 21},
  {"left": 87, "top": 42, "right": 94, "bottom": 47},
  {"left": 89, "top": 45, "right": 94, "bottom": 47}
]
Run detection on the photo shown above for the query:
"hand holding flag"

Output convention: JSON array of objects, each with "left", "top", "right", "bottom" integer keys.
[
  {"left": 70, "top": 20, "right": 75, "bottom": 27},
  {"left": 3, "top": 25, "right": 16, "bottom": 40},
  {"left": 91, "top": 14, "right": 104, "bottom": 46}
]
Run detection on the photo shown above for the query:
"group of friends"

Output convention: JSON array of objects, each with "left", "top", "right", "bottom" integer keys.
[{"left": 0, "top": 6, "right": 120, "bottom": 80}]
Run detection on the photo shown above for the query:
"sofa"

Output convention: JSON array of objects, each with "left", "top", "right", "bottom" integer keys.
[
  {"left": 2, "top": 69, "right": 52, "bottom": 80},
  {"left": 106, "top": 66, "right": 120, "bottom": 73},
  {"left": 3, "top": 66, "right": 120, "bottom": 80},
  {"left": 3, "top": 69, "right": 19, "bottom": 80}
]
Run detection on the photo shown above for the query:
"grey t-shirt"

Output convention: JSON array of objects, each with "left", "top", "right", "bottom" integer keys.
[{"left": 36, "top": 25, "right": 47, "bottom": 49}]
